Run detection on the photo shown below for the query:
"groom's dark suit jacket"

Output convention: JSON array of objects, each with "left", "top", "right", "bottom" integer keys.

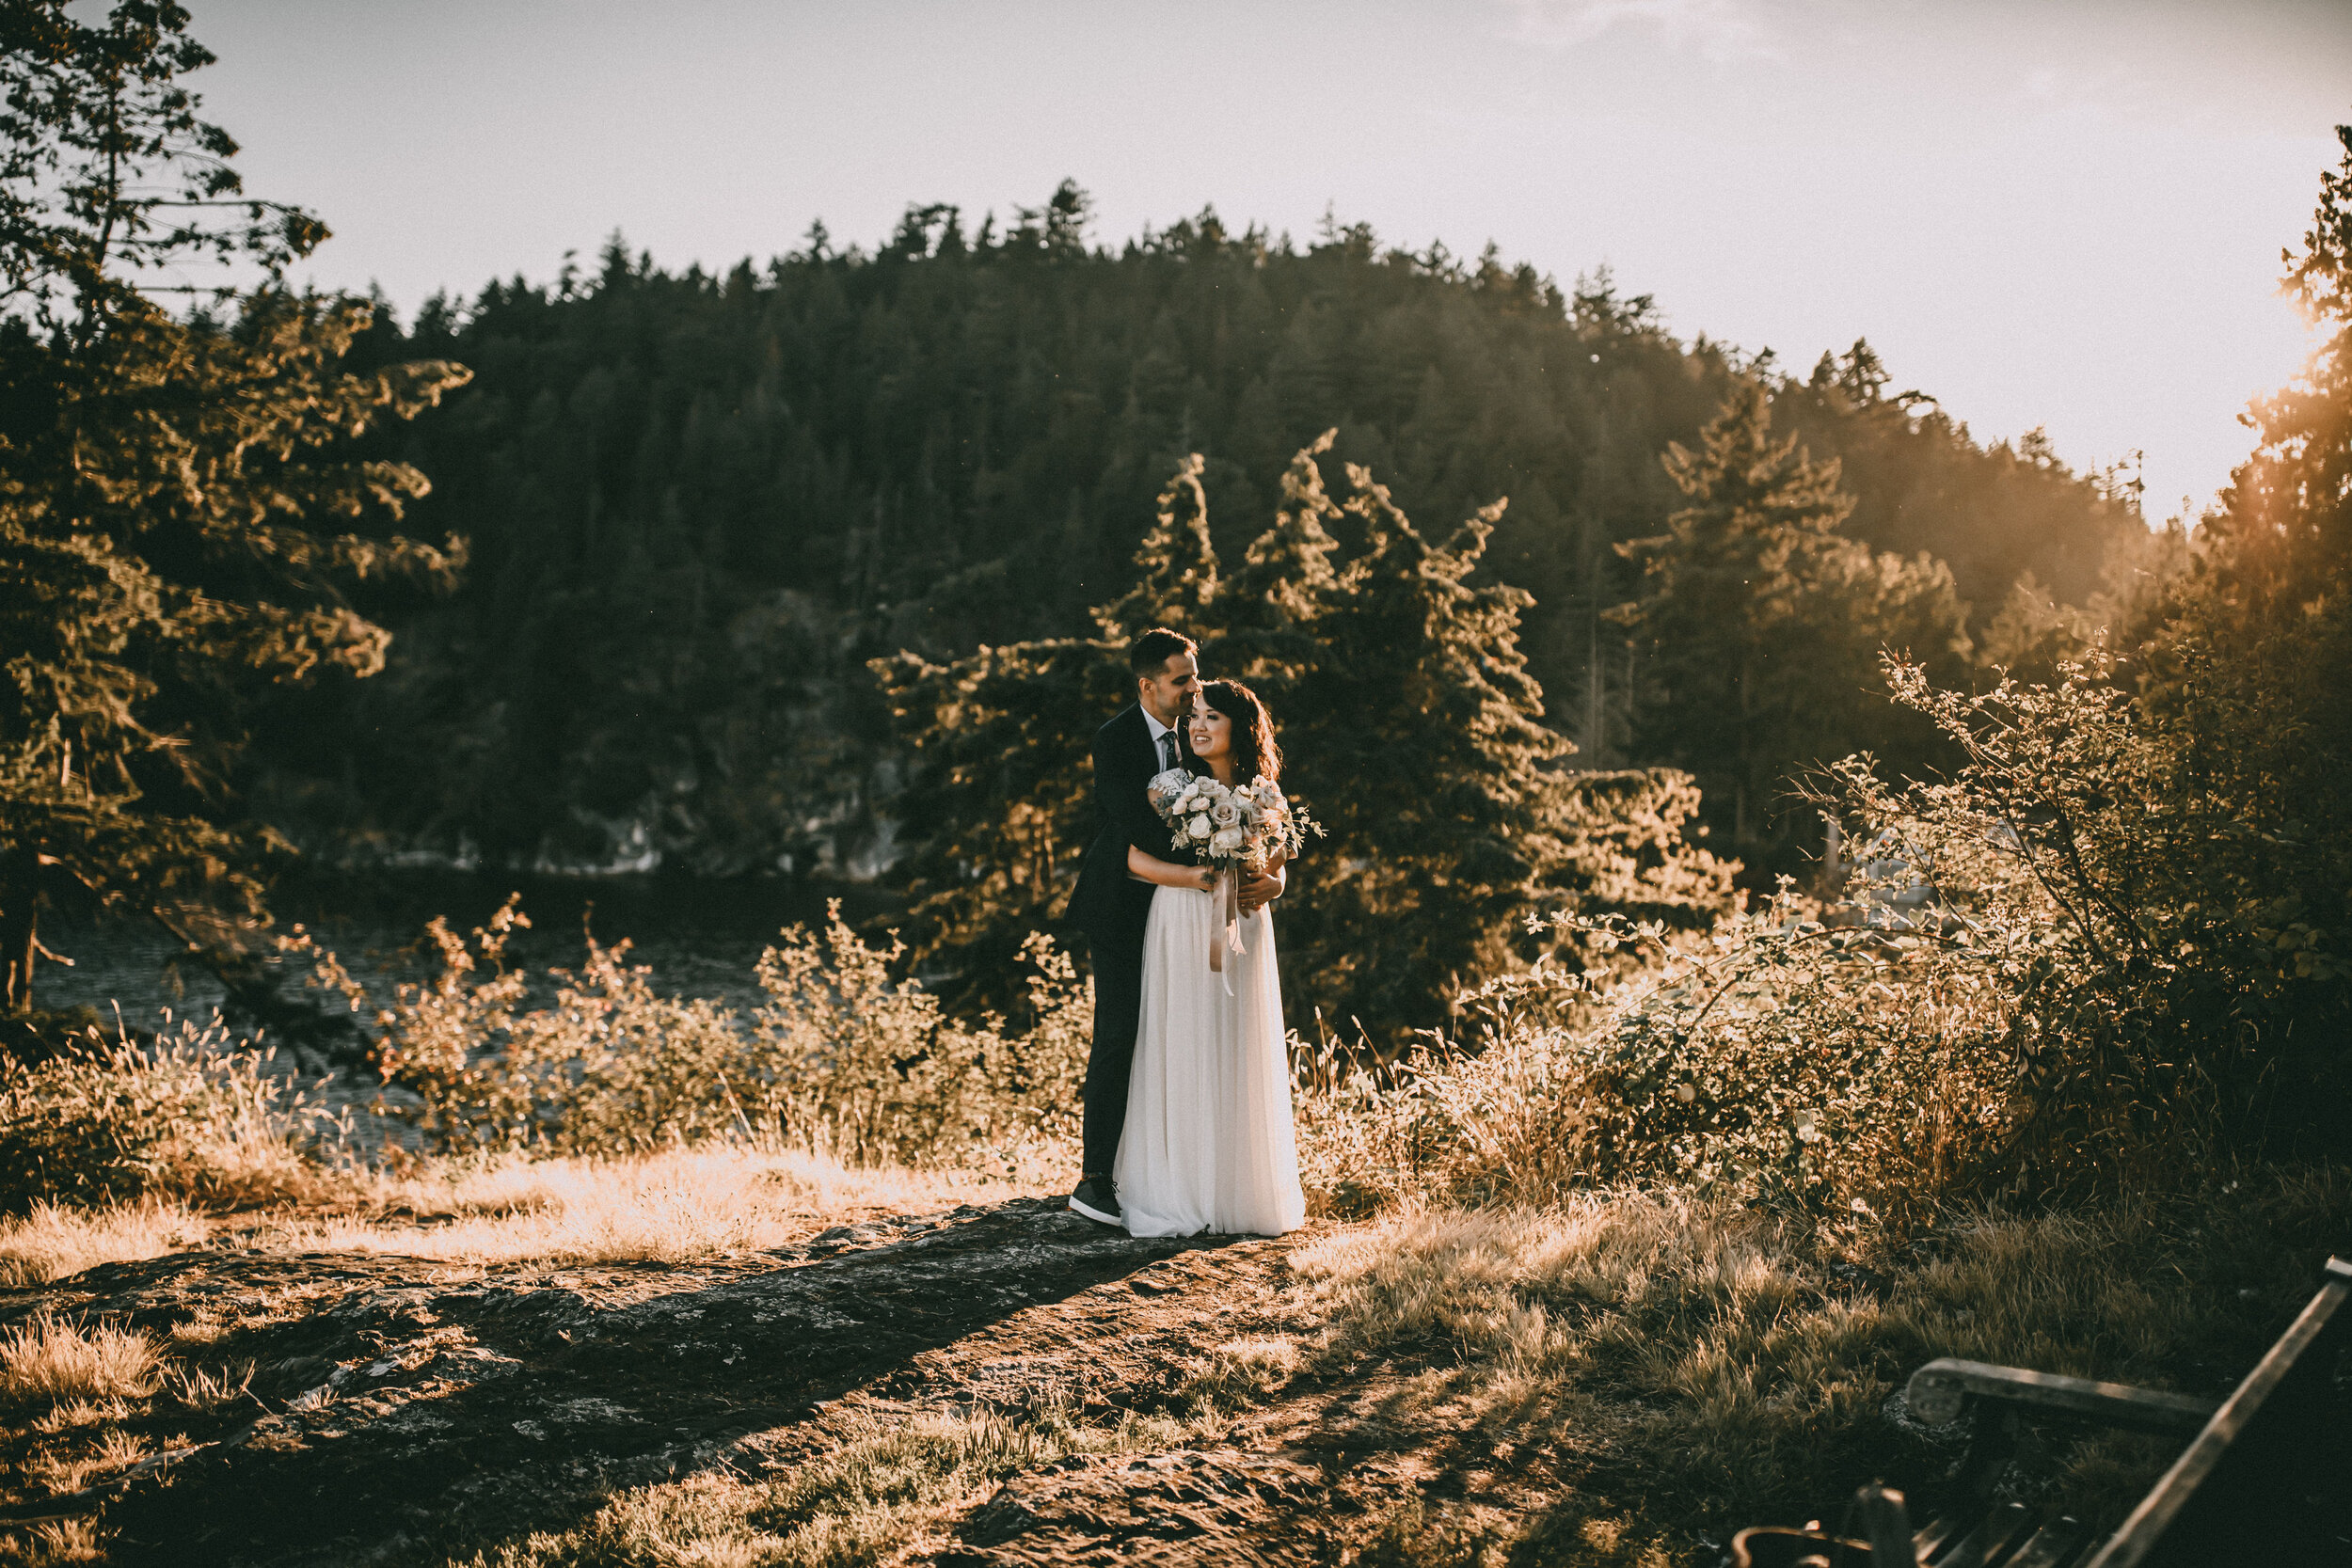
[
  {"left": 1068, "top": 703, "right": 1191, "bottom": 944},
  {"left": 1069, "top": 702, "right": 1198, "bottom": 1178}
]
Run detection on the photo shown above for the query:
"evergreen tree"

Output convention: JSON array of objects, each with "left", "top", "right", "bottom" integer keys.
[
  {"left": 1615, "top": 381, "right": 1968, "bottom": 856},
  {"left": 278, "top": 199, "right": 2128, "bottom": 879},
  {"left": 879, "top": 440, "right": 1735, "bottom": 1043},
  {"left": 0, "top": 1, "right": 467, "bottom": 1028},
  {"left": 1270, "top": 463, "right": 1581, "bottom": 1037},
  {"left": 2128, "top": 124, "right": 2352, "bottom": 1091},
  {"left": 869, "top": 453, "right": 1232, "bottom": 991},
  {"left": 1093, "top": 451, "right": 1217, "bottom": 640}
]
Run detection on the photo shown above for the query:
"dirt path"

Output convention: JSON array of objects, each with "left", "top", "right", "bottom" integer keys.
[{"left": 1, "top": 1197, "right": 1521, "bottom": 1566}]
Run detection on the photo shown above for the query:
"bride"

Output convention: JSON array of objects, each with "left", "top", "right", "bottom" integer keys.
[{"left": 1111, "top": 679, "right": 1308, "bottom": 1238}]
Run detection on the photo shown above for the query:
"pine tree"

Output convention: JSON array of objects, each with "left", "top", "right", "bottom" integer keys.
[
  {"left": 1615, "top": 380, "right": 1966, "bottom": 856},
  {"left": 1092, "top": 452, "right": 1217, "bottom": 639},
  {"left": 2129, "top": 124, "right": 2352, "bottom": 1089},
  {"left": 0, "top": 2, "right": 469, "bottom": 1030},
  {"left": 881, "top": 439, "right": 1736, "bottom": 1042},
  {"left": 270, "top": 183, "right": 2132, "bottom": 877},
  {"left": 1271, "top": 464, "right": 1589, "bottom": 1037},
  {"left": 870, "top": 456, "right": 1229, "bottom": 993},
  {"left": 1216, "top": 428, "right": 1343, "bottom": 689}
]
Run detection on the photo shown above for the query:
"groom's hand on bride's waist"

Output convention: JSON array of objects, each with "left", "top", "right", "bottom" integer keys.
[{"left": 1238, "top": 867, "right": 1285, "bottom": 914}]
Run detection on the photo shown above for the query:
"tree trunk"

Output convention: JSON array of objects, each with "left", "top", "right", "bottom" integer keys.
[{"left": 0, "top": 850, "right": 39, "bottom": 1015}]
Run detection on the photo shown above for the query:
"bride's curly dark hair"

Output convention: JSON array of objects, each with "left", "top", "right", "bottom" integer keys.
[{"left": 1194, "top": 679, "right": 1283, "bottom": 784}]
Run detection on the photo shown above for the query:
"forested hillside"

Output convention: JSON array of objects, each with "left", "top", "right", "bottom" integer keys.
[{"left": 259, "top": 184, "right": 2145, "bottom": 879}]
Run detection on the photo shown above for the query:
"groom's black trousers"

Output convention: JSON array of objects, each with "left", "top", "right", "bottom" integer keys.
[{"left": 1080, "top": 927, "right": 1148, "bottom": 1178}]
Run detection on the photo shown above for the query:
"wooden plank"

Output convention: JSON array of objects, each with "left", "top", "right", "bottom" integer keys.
[
  {"left": 2002, "top": 1519, "right": 2087, "bottom": 1568},
  {"left": 1853, "top": 1484, "right": 1916, "bottom": 1566},
  {"left": 1903, "top": 1360, "right": 2218, "bottom": 1433},
  {"left": 1935, "top": 1502, "right": 2033, "bottom": 1568},
  {"left": 2077, "top": 1257, "right": 2352, "bottom": 1568},
  {"left": 1915, "top": 1513, "right": 1969, "bottom": 1560}
]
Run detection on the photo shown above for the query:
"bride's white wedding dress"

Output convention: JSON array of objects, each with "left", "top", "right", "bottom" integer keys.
[{"left": 1113, "top": 883, "right": 1306, "bottom": 1237}]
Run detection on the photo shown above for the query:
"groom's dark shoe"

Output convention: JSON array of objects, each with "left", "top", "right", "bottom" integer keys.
[{"left": 1068, "top": 1175, "right": 1120, "bottom": 1226}]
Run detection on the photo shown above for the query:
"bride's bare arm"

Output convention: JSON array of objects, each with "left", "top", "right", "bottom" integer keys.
[
  {"left": 1127, "top": 844, "right": 1216, "bottom": 890},
  {"left": 1239, "top": 849, "right": 1287, "bottom": 914}
]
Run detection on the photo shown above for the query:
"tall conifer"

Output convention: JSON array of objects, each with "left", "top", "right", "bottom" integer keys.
[
  {"left": 882, "top": 440, "right": 1735, "bottom": 1042},
  {"left": 1616, "top": 381, "right": 1965, "bottom": 854},
  {"left": 0, "top": 2, "right": 468, "bottom": 1027}
]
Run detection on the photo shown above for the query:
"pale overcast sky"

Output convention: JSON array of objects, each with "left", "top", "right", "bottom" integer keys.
[{"left": 185, "top": 0, "right": 2349, "bottom": 523}]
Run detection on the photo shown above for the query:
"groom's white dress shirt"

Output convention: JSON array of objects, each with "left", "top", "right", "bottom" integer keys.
[{"left": 1144, "top": 709, "right": 1180, "bottom": 773}]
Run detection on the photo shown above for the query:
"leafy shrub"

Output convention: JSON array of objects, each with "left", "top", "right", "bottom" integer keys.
[
  {"left": 0, "top": 1018, "right": 331, "bottom": 1212},
  {"left": 1821, "top": 650, "right": 2350, "bottom": 1180},
  {"left": 1297, "top": 638, "right": 2352, "bottom": 1221},
  {"left": 343, "top": 899, "right": 755, "bottom": 1155},
  {"left": 314, "top": 899, "right": 1092, "bottom": 1165},
  {"left": 1295, "top": 885, "right": 2018, "bottom": 1222},
  {"left": 755, "top": 912, "right": 1091, "bottom": 1164}
]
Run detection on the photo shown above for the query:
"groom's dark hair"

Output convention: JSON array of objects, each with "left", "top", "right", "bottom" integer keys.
[{"left": 1127, "top": 626, "right": 1197, "bottom": 679}]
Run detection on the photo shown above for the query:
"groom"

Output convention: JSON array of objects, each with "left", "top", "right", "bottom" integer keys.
[{"left": 1066, "top": 627, "right": 1280, "bottom": 1226}]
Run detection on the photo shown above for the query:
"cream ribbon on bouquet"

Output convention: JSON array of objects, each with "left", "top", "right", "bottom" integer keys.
[
  {"left": 1145, "top": 768, "right": 1318, "bottom": 991},
  {"left": 1208, "top": 864, "right": 1249, "bottom": 991}
]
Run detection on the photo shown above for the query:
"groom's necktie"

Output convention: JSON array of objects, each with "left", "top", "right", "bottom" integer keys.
[{"left": 1157, "top": 730, "right": 1177, "bottom": 771}]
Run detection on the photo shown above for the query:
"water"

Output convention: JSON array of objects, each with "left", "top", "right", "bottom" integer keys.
[{"left": 33, "top": 871, "right": 911, "bottom": 1039}]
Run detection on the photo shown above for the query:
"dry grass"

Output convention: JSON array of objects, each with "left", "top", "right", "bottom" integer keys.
[
  {"left": 417, "top": 1175, "right": 2307, "bottom": 1568},
  {"left": 238, "top": 1144, "right": 1044, "bottom": 1266},
  {"left": 0, "top": 1518, "right": 104, "bottom": 1567},
  {"left": 0, "top": 1316, "right": 162, "bottom": 1408},
  {"left": 0, "top": 1200, "right": 208, "bottom": 1287},
  {"left": 1, "top": 1047, "right": 2335, "bottom": 1568},
  {"left": 0, "top": 1142, "right": 1054, "bottom": 1283},
  {"left": 453, "top": 1394, "right": 1213, "bottom": 1568},
  {"left": 1287, "top": 1164, "right": 2352, "bottom": 1547},
  {"left": 19, "top": 1428, "right": 151, "bottom": 1497},
  {"left": 161, "top": 1358, "right": 254, "bottom": 1412}
]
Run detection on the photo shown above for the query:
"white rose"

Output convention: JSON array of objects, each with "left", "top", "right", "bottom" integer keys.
[
  {"left": 1211, "top": 826, "right": 1247, "bottom": 853},
  {"left": 1187, "top": 813, "right": 1212, "bottom": 838},
  {"left": 1210, "top": 800, "right": 1241, "bottom": 827}
]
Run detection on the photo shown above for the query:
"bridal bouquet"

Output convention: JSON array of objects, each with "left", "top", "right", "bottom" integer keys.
[
  {"left": 1145, "top": 768, "right": 1319, "bottom": 975},
  {"left": 1146, "top": 768, "right": 1313, "bottom": 870}
]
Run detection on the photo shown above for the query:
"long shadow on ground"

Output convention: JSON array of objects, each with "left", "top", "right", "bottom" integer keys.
[{"left": 4, "top": 1197, "right": 1219, "bottom": 1566}]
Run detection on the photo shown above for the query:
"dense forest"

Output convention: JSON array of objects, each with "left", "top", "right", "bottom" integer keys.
[{"left": 257, "top": 183, "right": 2152, "bottom": 884}]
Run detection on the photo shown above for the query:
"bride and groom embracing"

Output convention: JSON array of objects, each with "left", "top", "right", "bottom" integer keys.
[{"left": 1064, "top": 627, "right": 1308, "bottom": 1238}]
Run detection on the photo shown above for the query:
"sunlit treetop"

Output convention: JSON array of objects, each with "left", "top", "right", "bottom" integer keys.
[{"left": 0, "top": 0, "right": 326, "bottom": 329}]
